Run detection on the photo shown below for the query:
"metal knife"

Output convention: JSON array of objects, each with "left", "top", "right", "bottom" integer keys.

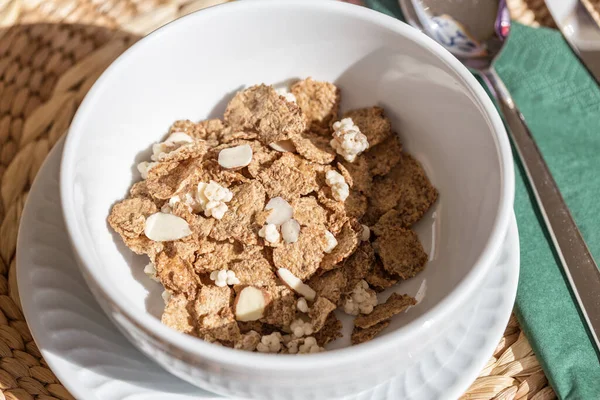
[{"left": 545, "top": 0, "right": 600, "bottom": 83}]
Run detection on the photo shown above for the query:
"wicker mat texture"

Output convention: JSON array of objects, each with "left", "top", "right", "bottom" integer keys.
[{"left": 0, "top": 0, "right": 559, "bottom": 399}]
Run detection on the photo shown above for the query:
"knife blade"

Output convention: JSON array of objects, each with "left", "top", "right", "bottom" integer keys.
[{"left": 545, "top": 0, "right": 600, "bottom": 83}]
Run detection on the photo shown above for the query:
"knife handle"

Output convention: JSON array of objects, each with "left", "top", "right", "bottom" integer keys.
[{"left": 483, "top": 67, "right": 600, "bottom": 351}]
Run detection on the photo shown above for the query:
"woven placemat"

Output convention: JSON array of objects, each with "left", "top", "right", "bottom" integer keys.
[{"left": 0, "top": 0, "right": 558, "bottom": 399}]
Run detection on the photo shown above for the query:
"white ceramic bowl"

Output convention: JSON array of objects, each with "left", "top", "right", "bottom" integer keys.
[{"left": 60, "top": 1, "right": 514, "bottom": 398}]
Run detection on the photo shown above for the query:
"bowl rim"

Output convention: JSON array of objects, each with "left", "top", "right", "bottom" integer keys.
[{"left": 60, "top": 0, "right": 515, "bottom": 371}]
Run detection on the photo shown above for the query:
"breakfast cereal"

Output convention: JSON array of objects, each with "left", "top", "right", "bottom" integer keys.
[
  {"left": 108, "top": 78, "right": 438, "bottom": 353},
  {"left": 314, "top": 314, "right": 344, "bottom": 346},
  {"left": 224, "top": 84, "right": 306, "bottom": 144},
  {"left": 354, "top": 293, "right": 417, "bottom": 329},
  {"left": 307, "top": 268, "right": 347, "bottom": 305},
  {"left": 235, "top": 330, "right": 261, "bottom": 351},
  {"left": 308, "top": 297, "right": 337, "bottom": 332},
  {"left": 272, "top": 224, "right": 328, "bottom": 280},
  {"left": 291, "top": 77, "right": 340, "bottom": 133},
  {"left": 365, "top": 134, "right": 403, "bottom": 176},
  {"left": 209, "top": 181, "right": 265, "bottom": 244},
  {"left": 162, "top": 293, "right": 195, "bottom": 334},
  {"left": 292, "top": 131, "right": 337, "bottom": 164},
  {"left": 366, "top": 153, "right": 438, "bottom": 226},
  {"left": 351, "top": 320, "right": 390, "bottom": 345},
  {"left": 340, "top": 158, "right": 372, "bottom": 195},
  {"left": 373, "top": 227, "right": 428, "bottom": 279},
  {"left": 320, "top": 221, "right": 360, "bottom": 271},
  {"left": 342, "top": 106, "right": 392, "bottom": 147},
  {"left": 257, "top": 153, "right": 320, "bottom": 200},
  {"left": 365, "top": 261, "right": 400, "bottom": 292},
  {"left": 340, "top": 242, "right": 376, "bottom": 291}
]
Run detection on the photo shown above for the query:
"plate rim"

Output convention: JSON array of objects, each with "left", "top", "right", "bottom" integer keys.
[{"left": 17, "top": 138, "right": 519, "bottom": 400}]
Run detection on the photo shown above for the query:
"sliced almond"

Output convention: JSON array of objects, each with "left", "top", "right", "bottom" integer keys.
[
  {"left": 218, "top": 144, "right": 253, "bottom": 169},
  {"left": 277, "top": 268, "right": 316, "bottom": 301},
  {"left": 281, "top": 219, "right": 300, "bottom": 243},
  {"left": 265, "top": 197, "right": 293, "bottom": 226},
  {"left": 269, "top": 140, "right": 296, "bottom": 153},
  {"left": 144, "top": 212, "right": 192, "bottom": 241},
  {"left": 234, "top": 286, "right": 270, "bottom": 321},
  {"left": 415, "top": 279, "right": 427, "bottom": 304},
  {"left": 165, "top": 131, "right": 194, "bottom": 145},
  {"left": 360, "top": 224, "right": 370, "bottom": 241},
  {"left": 324, "top": 230, "right": 338, "bottom": 253}
]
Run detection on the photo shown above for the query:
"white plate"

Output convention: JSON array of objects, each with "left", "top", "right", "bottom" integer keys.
[{"left": 17, "top": 139, "right": 519, "bottom": 400}]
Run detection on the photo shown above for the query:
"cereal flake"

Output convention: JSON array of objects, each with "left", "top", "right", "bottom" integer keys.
[
  {"left": 108, "top": 198, "right": 162, "bottom": 255},
  {"left": 210, "top": 181, "right": 266, "bottom": 245},
  {"left": 290, "top": 78, "right": 340, "bottom": 133},
  {"left": 145, "top": 158, "right": 204, "bottom": 200},
  {"left": 169, "top": 119, "right": 223, "bottom": 143},
  {"left": 108, "top": 197, "right": 157, "bottom": 239},
  {"left": 229, "top": 254, "right": 278, "bottom": 287},
  {"left": 155, "top": 140, "right": 208, "bottom": 163},
  {"left": 340, "top": 242, "right": 375, "bottom": 292},
  {"left": 258, "top": 153, "right": 319, "bottom": 201},
  {"left": 365, "top": 134, "right": 402, "bottom": 176},
  {"left": 234, "top": 330, "right": 261, "bottom": 351},
  {"left": 316, "top": 189, "right": 349, "bottom": 234},
  {"left": 343, "top": 106, "right": 392, "bottom": 147},
  {"left": 313, "top": 313, "right": 343, "bottom": 346},
  {"left": 307, "top": 269, "right": 347, "bottom": 305},
  {"left": 155, "top": 251, "right": 200, "bottom": 298},
  {"left": 129, "top": 181, "right": 155, "bottom": 201},
  {"left": 340, "top": 157, "right": 372, "bottom": 195},
  {"left": 237, "top": 321, "right": 271, "bottom": 335},
  {"left": 193, "top": 240, "right": 245, "bottom": 274},
  {"left": 320, "top": 222, "right": 361, "bottom": 271},
  {"left": 291, "top": 131, "right": 336, "bottom": 164},
  {"left": 195, "top": 285, "right": 232, "bottom": 316},
  {"left": 308, "top": 297, "right": 337, "bottom": 332},
  {"left": 272, "top": 225, "right": 328, "bottom": 280},
  {"left": 261, "top": 285, "right": 297, "bottom": 329},
  {"left": 365, "top": 261, "right": 400, "bottom": 292},
  {"left": 351, "top": 320, "right": 390, "bottom": 345},
  {"left": 161, "top": 293, "right": 194, "bottom": 334},
  {"left": 367, "top": 154, "right": 437, "bottom": 225},
  {"left": 197, "top": 307, "right": 241, "bottom": 343},
  {"left": 372, "top": 209, "right": 409, "bottom": 234},
  {"left": 354, "top": 293, "right": 416, "bottom": 329},
  {"left": 219, "top": 127, "right": 259, "bottom": 144},
  {"left": 373, "top": 226, "right": 427, "bottom": 279},
  {"left": 345, "top": 190, "right": 368, "bottom": 220},
  {"left": 224, "top": 84, "right": 306, "bottom": 145},
  {"left": 291, "top": 196, "right": 328, "bottom": 227},
  {"left": 245, "top": 141, "right": 280, "bottom": 178}
]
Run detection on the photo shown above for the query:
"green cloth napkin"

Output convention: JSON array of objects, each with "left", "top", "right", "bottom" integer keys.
[{"left": 364, "top": 0, "right": 600, "bottom": 398}]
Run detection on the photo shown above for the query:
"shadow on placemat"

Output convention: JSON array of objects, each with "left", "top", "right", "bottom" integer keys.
[{"left": 0, "top": 0, "right": 555, "bottom": 399}]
